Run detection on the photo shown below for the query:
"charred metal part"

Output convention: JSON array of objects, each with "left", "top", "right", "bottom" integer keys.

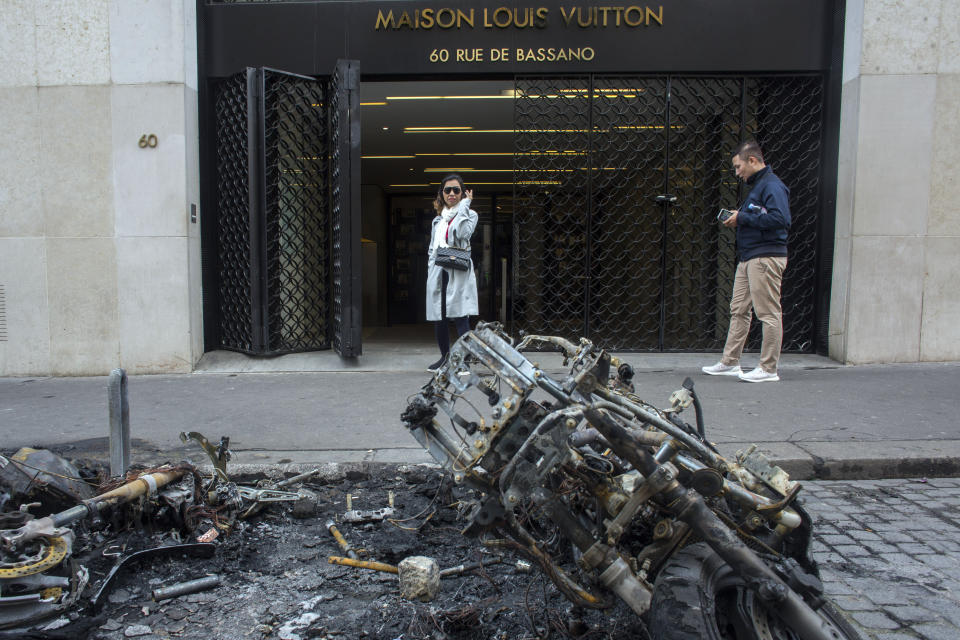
[
  {"left": 214, "top": 482, "right": 243, "bottom": 511},
  {"left": 593, "top": 387, "right": 727, "bottom": 472},
  {"left": 237, "top": 487, "right": 301, "bottom": 503},
  {"left": 179, "top": 432, "right": 231, "bottom": 481},
  {"left": 0, "top": 573, "right": 69, "bottom": 592},
  {"left": 0, "top": 448, "right": 94, "bottom": 509},
  {"left": 342, "top": 507, "right": 396, "bottom": 524},
  {"left": 108, "top": 368, "right": 131, "bottom": 477},
  {"left": 603, "top": 465, "right": 674, "bottom": 545},
  {"left": 326, "top": 521, "right": 358, "bottom": 560},
  {"left": 0, "top": 533, "right": 71, "bottom": 578},
  {"left": 673, "top": 453, "right": 802, "bottom": 530},
  {"left": 0, "top": 561, "right": 86, "bottom": 630},
  {"left": 653, "top": 439, "right": 682, "bottom": 464},
  {"left": 682, "top": 377, "right": 707, "bottom": 440},
  {"left": 736, "top": 445, "right": 799, "bottom": 496},
  {"left": 327, "top": 556, "right": 398, "bottom": 574},
  {"left": 690, "top": 468, "right": 725, "bottom": 497},
  {"left": 89, "top": 543, "right": 215, "bottom": 614},
  {"left": 439, "top": 555, "right": 504, "bottom": 578},
  {"left": 152, "top": 575, "right": 221, "bottom": 601}
]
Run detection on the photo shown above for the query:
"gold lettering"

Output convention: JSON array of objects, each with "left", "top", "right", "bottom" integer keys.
[
  {"left": 513, "top": 7, "right": 531, "bottom": 28},
  {"left": 624, "top": 6, "right": 644, "bottom": 27},
  {"left": 582, "top": 46, "right": 595, "bottom": 60},
  {"left": 458, "top": 9, "right": 475, "bottom": 28},
  {"left": 560, "top": 6, "right": 576, "bottom": 26},
  {"left": 420, "top": 8, "right": 435, "bottom": 29},
  {"left": 396, "top": 11, "right": 413, "bottom": 29},
  {"left": 611, "top": 6, "right": 624, "bottom": 25},
  {"left": 576, "top": 8, "right": 594, "bottom": 28},
  {"left": 535, "top": 7, "right": 549, "bottom": 27},
  {"left": 493, "top": 7, "right": 512, "bottom": 28},
  {"left": 375, "top": 10, "right": 395, "bottom": 30},
  {"left": 646, "top": 6, "right": 663, "bottom": 26},
  {"left": 599, "top": 6, "right": 612, "bottom": 27},
  {"left": 435, "top": 8, "right": 456, "bottom": 28}
]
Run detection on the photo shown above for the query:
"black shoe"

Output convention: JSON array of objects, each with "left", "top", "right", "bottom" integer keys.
[{"left": 427, "top": 355, "right": 448, "bottom": 372}]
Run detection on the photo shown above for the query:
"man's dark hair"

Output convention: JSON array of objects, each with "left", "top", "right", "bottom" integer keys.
[{"left": 733, "top": 140, "right": 764, "bottom": 164}]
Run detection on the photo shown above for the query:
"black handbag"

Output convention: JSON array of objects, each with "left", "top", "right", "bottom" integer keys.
[{"left": 435, "top": 246, "right": 471, "bottom": 271}]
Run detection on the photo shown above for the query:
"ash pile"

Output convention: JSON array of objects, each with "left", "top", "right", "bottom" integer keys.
[{"left": 0, "top": 441, "right": 640, "bottom": 640}]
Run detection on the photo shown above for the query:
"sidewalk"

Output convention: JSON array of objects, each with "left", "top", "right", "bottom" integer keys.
[{"left": 2, "top": 346, "right": 959, "bottom": 481}]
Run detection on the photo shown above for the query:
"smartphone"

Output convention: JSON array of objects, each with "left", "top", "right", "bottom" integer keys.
[{"left": 717, "top": 208, "right": 734, "bottom": 223}]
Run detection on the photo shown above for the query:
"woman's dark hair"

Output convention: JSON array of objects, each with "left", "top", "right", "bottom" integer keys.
[{"left": 433, "top": 174, "right": 465, "bottom": 214}]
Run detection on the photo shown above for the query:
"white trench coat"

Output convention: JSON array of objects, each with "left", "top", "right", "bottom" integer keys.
[{"left": 426, "top": 198, "right": 479, "bottom": 321}]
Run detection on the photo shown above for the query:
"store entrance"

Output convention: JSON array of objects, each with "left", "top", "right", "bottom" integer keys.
[{"left": 358, "top": 80, "right": 516, "bottom": 341}]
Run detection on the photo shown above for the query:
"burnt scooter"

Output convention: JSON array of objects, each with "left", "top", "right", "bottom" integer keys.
[{"left": 402, "top": 323, "right": 862, "bottom": 640}]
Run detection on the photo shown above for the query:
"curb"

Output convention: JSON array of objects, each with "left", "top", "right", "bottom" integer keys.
[{"left": 213, "top": 453, "right": 960, "bottom": 483}]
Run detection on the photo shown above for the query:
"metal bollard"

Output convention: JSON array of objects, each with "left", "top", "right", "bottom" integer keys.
[{"left": 108, "top": 368, "right": 130, "bottom": 477}]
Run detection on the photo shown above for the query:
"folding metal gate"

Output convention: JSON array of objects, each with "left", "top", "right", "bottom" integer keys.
[
  {"left": 209, "top": 63, "right": 361, "bottom": 356},
  {"left": 513, "top": 74, "right": 825, "bottom": 352}
]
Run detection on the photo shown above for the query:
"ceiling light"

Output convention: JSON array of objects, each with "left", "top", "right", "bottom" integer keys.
[
  {"left": 361, "top": 155, "right": 415, "bottom": 159},
  {"left": 360, "top": 102, "right": 387, "bottom": 106},
  {"left": 404, "top": 126, "right": 474, "bottom": 131},
  {"left": 386, "top": 95, "right": 513, "bottom": 100},
  {"left": 405, "top": 129, "right": 513, "bottom": 134},
  {"left": 424, "top": 168, "right": 475, "bottom": 172}
]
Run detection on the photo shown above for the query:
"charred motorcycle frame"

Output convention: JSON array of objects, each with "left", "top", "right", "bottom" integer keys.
[{"left": 402, "top": 323, "right": 860, "bottom": 640}]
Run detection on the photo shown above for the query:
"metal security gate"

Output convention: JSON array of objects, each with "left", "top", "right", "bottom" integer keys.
[
  {"left": 209, "top": 63, "right": 361, "bottom": 356},
  {"left": 513, "top": 74, "right": 825, "bottom": 352}
]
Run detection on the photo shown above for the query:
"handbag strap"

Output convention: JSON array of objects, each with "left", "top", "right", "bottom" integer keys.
[{"left": 444, "top": 211, "right": 458, "bottom": 244}]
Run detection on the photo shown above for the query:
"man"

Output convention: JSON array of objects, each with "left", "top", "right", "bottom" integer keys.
[{"left": 702, "top": 140, "right": 790, "bottom": 382}]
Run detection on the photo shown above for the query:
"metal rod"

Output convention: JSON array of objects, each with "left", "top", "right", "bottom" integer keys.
[
  {"left": 152, "top": 575, "right": 221, "bottom": 601},
  {"left": 108, "top": 368, "right": 130, "bottom": 477},
  {"left": 326, "top": 520, "right": 358, "bottom": 559},
  {"left": 439, "top": 555, "right": 503, "bottom": 578},
  {"left": 327, "top": 556, "right": 398, "bottom": 574},
  {"left": 276, "top": 468, "right": 321, "bottom": 488}
]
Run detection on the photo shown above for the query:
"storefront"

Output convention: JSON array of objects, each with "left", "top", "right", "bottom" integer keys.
[{"left": 197, "top": 0, "right": 844, "bottom": 358}]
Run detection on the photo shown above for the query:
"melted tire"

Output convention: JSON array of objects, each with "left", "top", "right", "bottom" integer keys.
[{"left": 647, "top": 543, "right": 863, "bottom": 640}]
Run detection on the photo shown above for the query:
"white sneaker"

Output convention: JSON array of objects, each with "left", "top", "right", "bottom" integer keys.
[
  {"left": 738, "top": 367, "right": 780, "bottom": 383},
  {"left": 701, "top": 362, "right": 742, "bottom": 376}
]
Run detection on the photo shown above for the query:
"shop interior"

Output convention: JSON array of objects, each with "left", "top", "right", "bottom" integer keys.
[{"left": 359, "top": 80, "right": 517, "bottom": 341}]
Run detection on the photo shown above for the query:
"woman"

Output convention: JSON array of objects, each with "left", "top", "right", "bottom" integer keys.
[{"left": 426, "top": 174, "right": 479, "bottom": 371}]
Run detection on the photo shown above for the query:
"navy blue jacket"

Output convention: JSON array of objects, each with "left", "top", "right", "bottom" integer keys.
[{"left": 736, "top": 166, "right": 791, "bottom": 262}]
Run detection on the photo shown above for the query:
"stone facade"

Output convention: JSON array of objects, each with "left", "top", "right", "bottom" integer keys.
[
  {"left": 830, "top": 0, "right": 960, "bottom": 363},
  {"left": 0, "top": 0, "right": 202, "bottom": 375}
]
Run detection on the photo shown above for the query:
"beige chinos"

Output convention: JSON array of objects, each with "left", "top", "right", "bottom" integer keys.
[{"left": 721, "top": 256, "right": 788, "bottom": 373}]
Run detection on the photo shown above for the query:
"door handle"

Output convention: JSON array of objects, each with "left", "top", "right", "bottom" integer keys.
[{"left": 653, "top": 194, "right": 677, "bottom": 204}]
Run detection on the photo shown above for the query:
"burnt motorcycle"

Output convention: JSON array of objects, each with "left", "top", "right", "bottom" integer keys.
[{"left": 401, "top": 322, "right": 862, "bottom": 640}]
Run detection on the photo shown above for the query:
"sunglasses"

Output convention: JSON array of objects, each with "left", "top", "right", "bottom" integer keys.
[{"left": 443, "top": 186, "right": 462, "bottom": 195}]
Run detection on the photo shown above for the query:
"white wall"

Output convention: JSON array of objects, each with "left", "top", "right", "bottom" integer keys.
[
  {"left": 830, "top": 0, "right": 960, "bottom": 363},
  {"left": 0, "top": 0, "right": 201, "bottom": 375}
]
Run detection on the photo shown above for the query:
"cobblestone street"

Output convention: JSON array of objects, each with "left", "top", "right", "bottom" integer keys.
[{"left": 805, "top": 477, "right": 960, "bottom": 640}]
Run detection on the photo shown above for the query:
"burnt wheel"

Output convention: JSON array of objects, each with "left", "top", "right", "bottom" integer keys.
[{"left": 647, "top": 543, "right": 862, "bottom": 640}]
